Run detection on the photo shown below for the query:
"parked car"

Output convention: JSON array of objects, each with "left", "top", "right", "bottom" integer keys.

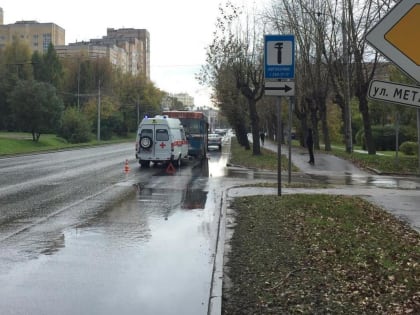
[{"left": 208, "top": 133, "right": 222, "bottom": 151}]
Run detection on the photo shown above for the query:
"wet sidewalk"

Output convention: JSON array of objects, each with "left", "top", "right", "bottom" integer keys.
[
  {"left": 258, "top": 138, "right": 420, "bottom": 232},
  {"left": 262, "top": 139, "right": 370, "bottom": 177}
]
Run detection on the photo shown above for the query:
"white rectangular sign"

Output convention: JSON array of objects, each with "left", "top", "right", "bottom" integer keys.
[
  {"left": 264, "top": 81, "right": 295, "bottom": 96},
  {"left": 368, "top": 80, "right": 420, "bottom": 108}
]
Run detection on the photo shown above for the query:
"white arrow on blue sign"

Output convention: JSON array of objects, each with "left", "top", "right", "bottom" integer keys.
[{"left": 264, "top": 34, "right": 295, "bottom": 79}]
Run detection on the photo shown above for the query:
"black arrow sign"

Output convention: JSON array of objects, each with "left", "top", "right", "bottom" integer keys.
[{"left": 264, "top": 84, "right": 293, "bottom": 93}]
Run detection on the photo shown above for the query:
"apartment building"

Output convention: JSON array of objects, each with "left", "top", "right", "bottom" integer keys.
[
  {"left": 0, "top": 7, "right": 65, "bottom": 52},
  {"left": 55, "top": 28, "right": 150, "bottom": 78},
  {"left": 173, "top": 93, "right": 194, "bottom": 109},
  {"left": 0, "top": 7, "right": 150, "bottom": 79},
  {"left": 106, "top": 28, "right": 150, "bottom": 79},
  {"left": 55, "top": 41, "right": 130, "bottom": 73}
]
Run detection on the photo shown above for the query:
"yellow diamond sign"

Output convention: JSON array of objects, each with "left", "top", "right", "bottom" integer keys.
[
  {"left": 385, "top": 4, "right": 420, "bottom": 66},
  {"left": 366, "top": 0, "right": 420, "bottom": 82}
]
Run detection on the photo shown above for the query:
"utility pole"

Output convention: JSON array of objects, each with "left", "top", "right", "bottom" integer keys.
[
  {"left": 77, "top": 61, "right": 80, "bottom": 111},
  {"left": 97, "top": 80, "right": 101, "bottom": 141}
]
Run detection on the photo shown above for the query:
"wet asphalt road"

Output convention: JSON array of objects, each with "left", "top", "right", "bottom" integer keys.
[
  {"left": 0, "top": 141, "right": 231, "bottom": 315},
  {"left": 1, "top": 137, "right": 419, "bottom": 315}
]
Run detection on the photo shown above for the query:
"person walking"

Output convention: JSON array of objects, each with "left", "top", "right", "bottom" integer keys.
[
  {"left": 306, "top": 128, "right": 315, "bottom": 164},
  {"left": 260, "top": 131, "right": 265, "bottom": 146}
]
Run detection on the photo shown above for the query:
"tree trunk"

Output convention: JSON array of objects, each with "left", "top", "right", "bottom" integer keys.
[
  {"left": 318, "top": 99, "right": 331, "bottom": 151},
  {"left": 236, "top": 124, "right": 250, "bottom": 150},
  {"left": 359, "top": 95, "right": 376, "bottom": 154},
  {"left": 248, "top": 98, "right": 261, "bottom": 155}
]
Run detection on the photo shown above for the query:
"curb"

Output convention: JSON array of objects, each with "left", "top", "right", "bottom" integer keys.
[{"left": 208, "top": 189, "right": 227, "bottom": 315}]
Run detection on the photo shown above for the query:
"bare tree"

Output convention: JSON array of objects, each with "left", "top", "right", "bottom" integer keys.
[
  {"left": 264, "top": 0, "right": 395, "bottom": 155},
  {"left": 199, "top": 2, "right": 265, "bottom": 155}
]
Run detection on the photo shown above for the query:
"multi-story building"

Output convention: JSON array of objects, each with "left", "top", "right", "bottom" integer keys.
[
  {"left": 173, "top": 93, "right": 194, "bottom": 109},
  {"left": 0, "top": 7, "right": 65, "bottom": 52},
  {"left": 0, "top": 7, "right": 150, "bottom": 79},
  {"left": 55, "top": 28, "right": 150, "bottom": 78},
  {"left": 55, "top": 41, "right": 130, "bottom": 73},
  {"left": 105, "top": 28, "right": 150, "bottom": 79}
]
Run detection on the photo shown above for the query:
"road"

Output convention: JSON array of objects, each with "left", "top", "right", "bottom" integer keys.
[
  {"left": 0, "top": 141, "right": 231, "bottom": 315},
  {"left": 1, "top": 137, "right": 419, "bottom": 315}
]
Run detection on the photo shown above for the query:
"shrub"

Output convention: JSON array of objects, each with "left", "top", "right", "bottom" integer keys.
[
  {"left": 355, "top": 125, "right": 412, "bottom": 151},
  {"left": 399, "top": 141, "right": 418, "bottom": 156},
  {"left": 58, "top": 107, "right": 91, "bottom": 143}
]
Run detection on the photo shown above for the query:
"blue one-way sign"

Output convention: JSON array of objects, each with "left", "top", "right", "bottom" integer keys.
[{"left": 264, "top": 34, "right": 295, "bottom": 79}]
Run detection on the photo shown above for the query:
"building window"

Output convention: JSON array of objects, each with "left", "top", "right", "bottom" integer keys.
[{"left": 43, "top": 33, "right": 51, "bottom": 51}]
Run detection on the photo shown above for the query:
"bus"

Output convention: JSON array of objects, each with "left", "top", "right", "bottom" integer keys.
[{"left": 162, "top": 111, "right": 209, "bottom": 159}]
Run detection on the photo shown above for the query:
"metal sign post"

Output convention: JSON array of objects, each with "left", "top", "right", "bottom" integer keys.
[
  {"left": 276, "top": 97, "right": 282, "bottom": 196},
  {"left": 264, "top": 34, "right": 295, "bottom": 196},
  {"left": 288, "top": 97, "right": 293, "bottom": 184}
]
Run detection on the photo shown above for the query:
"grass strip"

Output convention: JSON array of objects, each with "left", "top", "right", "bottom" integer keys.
[
  {"left": 332, "top": 149, "right": 418, "bottom": 175},
  {"left": 0, "top": 132, "right": 133, "bottom": 156},
  {"left": 223, "top": 194, "right": 420, "bottom": 314},
  {"left": 229, "top": 139, "right": 298, "bottom": 172}
]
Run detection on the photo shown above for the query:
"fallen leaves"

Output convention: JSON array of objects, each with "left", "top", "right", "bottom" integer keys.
[{"left": 223, "top": 194, "right": 420, "bottom": 314}]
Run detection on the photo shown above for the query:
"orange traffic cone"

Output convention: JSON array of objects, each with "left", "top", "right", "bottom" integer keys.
[{"left": 124, "top": 159, "right": 130, "bottom": 174}]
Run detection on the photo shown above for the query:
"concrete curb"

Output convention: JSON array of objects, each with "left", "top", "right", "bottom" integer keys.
[{"left": 208, "top": 189, "right": 227, "bottom": 315}]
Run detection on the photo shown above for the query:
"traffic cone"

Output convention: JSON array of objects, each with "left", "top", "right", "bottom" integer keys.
[
  {"left": 166, "top": 162, "right": 176, "bottom": 175},
  {"left": 124, "top": 159, "right": 130, "bottom": 174}
]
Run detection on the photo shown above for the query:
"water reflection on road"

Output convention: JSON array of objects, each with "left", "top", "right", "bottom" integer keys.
[{"left": 0, "top": 156, "right": 223, "bottom": 315}]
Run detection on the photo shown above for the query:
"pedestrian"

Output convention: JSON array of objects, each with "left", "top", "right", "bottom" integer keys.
[
  {"left": 306, "top": 128, "right": 315, "bottom": 164},
  {"left": 260, "top": 131, "right": 265, "bottom": 146}
]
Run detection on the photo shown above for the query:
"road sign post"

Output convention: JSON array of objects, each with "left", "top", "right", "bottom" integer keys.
[{"left": 264, "top": 35, "right": 295, "bottom": 195}]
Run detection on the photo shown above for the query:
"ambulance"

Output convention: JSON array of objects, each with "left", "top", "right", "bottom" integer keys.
[{"left": 135, "top": 115, "right": 189, "bottom": 167}]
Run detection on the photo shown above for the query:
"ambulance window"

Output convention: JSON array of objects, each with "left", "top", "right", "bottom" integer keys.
[
  {"left": 141, "top": 129, "right": 153, "bottom": 138},
  {"left": 156, "top": 129, "right": 169, "bottom": 141}
]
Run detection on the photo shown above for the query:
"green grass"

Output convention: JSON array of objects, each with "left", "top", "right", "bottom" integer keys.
[
  {"left": 223, "top": 194, "right": 420, "bottom": 314},
  {"left": 0, "top": 132, "right": 134, "bottom": 156},
  {"left": 223, "top": 138, "right": 420, "bottom": 314},
  {"left": 229, "top": 138, "right": 299, "bottom": 172},
  {"left": 331, "top": 146, "right": 418, "bottom": 174}
]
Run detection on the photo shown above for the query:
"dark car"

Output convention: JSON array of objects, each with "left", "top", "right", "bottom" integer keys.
[{"left": 208, "top": 133, "right": 222, "bottom": 150}]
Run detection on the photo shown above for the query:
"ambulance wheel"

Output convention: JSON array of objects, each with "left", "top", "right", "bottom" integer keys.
[
  {"left": 140, "top": 136, "right": 153, "bottom": 149},
  {"left": 140, "top": 160, "right": 150, "bottom": 168}
]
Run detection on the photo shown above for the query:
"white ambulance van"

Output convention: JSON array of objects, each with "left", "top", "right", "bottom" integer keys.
[{"left": 135, "top": 115, "right": 189, "bottom": 167}]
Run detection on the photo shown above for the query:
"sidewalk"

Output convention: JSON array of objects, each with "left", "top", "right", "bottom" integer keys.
[
  {"left": 262, "top": 138, "right": 370, "bottom": 177},
  {"left": 259, "top": 138, "right": 420, "bottom": 232}
]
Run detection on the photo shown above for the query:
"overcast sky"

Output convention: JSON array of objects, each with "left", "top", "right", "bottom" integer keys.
[{"left": 0, "top": 0, "right": 256, "bottom": 107}]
